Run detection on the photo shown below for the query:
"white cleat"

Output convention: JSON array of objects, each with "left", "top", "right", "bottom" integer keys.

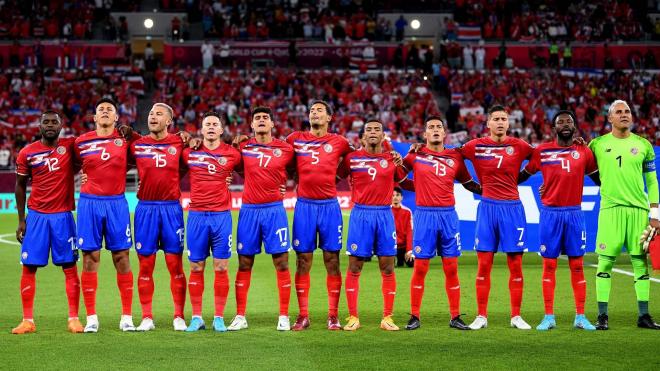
[
  {"left": 173, "top": 317, "right": 187, "bottom": 331},
  {"left": 84, "top": 314, "right": 99, "bottom": 333},
  {"left": 136, "top": 318, "right": 155, "bottom": 332},
  {"left": 227, "top": 315, "right": 248, "bottom": 331},
  {"left": 119, "top": 315, "right": 136, "bottom": 332},
  {"left": 468, "top": 315, "right": 488, "bottom": 330},
  {"left": 277, "top": 315, "right": 290, "bottom": 331},
  {"left": 510, "top": 315, "right": 532, "bottom": 330}
]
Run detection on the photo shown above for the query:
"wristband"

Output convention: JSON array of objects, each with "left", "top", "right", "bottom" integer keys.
[{"left": 651, "top": 207, "right": 659, "bottom": 220}]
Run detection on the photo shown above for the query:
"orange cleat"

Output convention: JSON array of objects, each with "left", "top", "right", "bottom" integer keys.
[
  {"left": 68, "top": 318, "right": 84, "bottom": 333},
  {"left": 12, "top": 320, "right": 36, "bottom": 334}
]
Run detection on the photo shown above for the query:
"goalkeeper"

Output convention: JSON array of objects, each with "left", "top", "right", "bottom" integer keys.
[{"left": 588, "top": 99, "right": 660, "bottom": 330}]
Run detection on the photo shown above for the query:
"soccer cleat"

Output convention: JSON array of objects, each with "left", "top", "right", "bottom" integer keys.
[
  {"left": 510, "top": 316, "right": 532, "bottom": 330},
  {"left": 12, "top": 320, "right": 36, "bottom": 334},
  {"left": 327, "top": 316, "right": 341, "bottom": 330},
  {"left": 405, "top": 315, "right": 421, "bottom": 330},
  {"left": 573, "top": 314, "right": 596, "bottom": 330},
  {"left": 136, "top": 317, "right": 155, "bottom": 332},
  {"left": 449, "top": 315, "right": 471, "bottom": 330},
  {"left": 292, "top": 315, "right": 310, "bottom": 331},
  {"left": 173, "top": 317, "right": 187, "bottom": 331},
  {"left": 277, "top": 315, "right": 291, "bottom": 331},
  {"left": 185, "top": 317, "right": 205, "bottom": 332},
  {"left": 68, "top": 318, "right": 84, "bottom": 333},
  {"left": 536, "top": 315, "right": 556, "bottom": 331},
  {"left": 468, "top": 315, "right": 488, "bottom": 330},
  {"left": 227, "top": 315, "right": 248, "bottom": 331},
  {"left": 213, "top": 317, "right": 227, "bottom": 332},
  {"left": 119, "top": 315, "right": 136, "bottom": 332},
  {"left": 343, "top": 316, "right": 361, "bottom": 331},
  {"left": 595, "top": 313, "right": 609, "bottom": 330},
  {"left": 637, "top": 314, "right": 660, "bottom": 329},
  {"left": 84, "top": 314, "right": 99, "bottom": 333},
  {"left": 380, "top": 316, "right": 399, "bottom": 331}
]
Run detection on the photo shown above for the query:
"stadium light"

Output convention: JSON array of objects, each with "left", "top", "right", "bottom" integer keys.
[
  {"left": 411, "top": 19, "right": 421, "bottom": 30},
  {"left": 144, "top": 18, "right": 154, "bottom": 29}
]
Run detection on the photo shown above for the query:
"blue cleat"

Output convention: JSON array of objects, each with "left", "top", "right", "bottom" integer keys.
[
  {"left": 213, "top": 317, "right": 227, "bottom": 332},
  {"left": 185, "top": 317, "right": 206, "bottom": 332},
  {"left": 574, "top": 314, "right": 596, "bottom": 331},
  {"left": 536, "top": 315, "right": 556, "bottom": 331}
]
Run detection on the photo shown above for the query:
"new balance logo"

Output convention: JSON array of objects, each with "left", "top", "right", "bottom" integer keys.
[
  {"left": 512, "top": 278, "right": 523, "bottom": 282},
  {"left": 281, "top": 284, "right": 291, "bottom": 288},
  {"left": 84, "top": 288, "right": 95, "bottom": 292},
  {"left": 542, "top": 279, "right": 552, "bottom": 283},
  {"left": 346, "top": 288, "right": 355, "bottom": 292},
  {"left": 476, "top": 276, "right": 485, "bottom": 281},
  {"left": 412, "top": 285, "right": 423, "bottom": 289},
  {"left": 21, "top": 286, "right": 32, "bottom": 293},
  {"left": 449, "top": 285, "right": 460, "bottom": 290},
  {"left": 139, "top": 277, "right": 151, "bottom": 281}
]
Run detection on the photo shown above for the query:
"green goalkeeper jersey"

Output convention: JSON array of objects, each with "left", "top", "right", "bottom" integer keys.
[{"left": 588, "top": 133, "right": 656, "bottom": 211}]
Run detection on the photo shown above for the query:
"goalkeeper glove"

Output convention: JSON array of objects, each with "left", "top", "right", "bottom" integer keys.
[{"left": 640, "top": 224, "right": 657, "bottom": 253}]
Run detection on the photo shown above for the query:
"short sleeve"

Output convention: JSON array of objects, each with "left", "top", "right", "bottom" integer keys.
[
  {"left": 457, "top": 140, "right": 475, "bottom": 161},
  {"left": 455, "top": 157, "right": 472, "bottom": 183},
  {"left": 643, "top": 139, "right": 656, "bottom": 173},
  {"left": 402, "top": 153, "right": 415, "bottom": 172},
  {"left": 524, "top": 148, "right": 540, "bottom": 174},
  {"left": 15, "top": 149, "right": 29, "bottom": 176},
  {"left": 584, "top": 147, "right": 598, "bottom": 175}
]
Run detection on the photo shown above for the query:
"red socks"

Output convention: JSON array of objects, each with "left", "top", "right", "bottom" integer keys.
[
  {"left": 295, "top": 272, "right": 310, "bottom": 317},
  {"left": 381, "top": 272, "right": 396, "bottom": 317},
  {"left": 410, "top": 259, "right": 430, "bottom": 318},
  {"left": 20, "top": 266, "right": 37, "bottom": 320},
  {"left": 137, "top": 254, "right": 156, "bottom": 319},
  {"left": 326, "top": 274, "right": 342, "bottom": 317},
  {"left": 81, "top": 271, "right": 98, "bottom": 316},
  {"left": 188, "top": 271, "right": 204, "bottom": 317},
  {"left": 235, "top": 270, "right": 252, "bottom": 316},
  {"left": 165, "top": 253, "right": 187, "bottom": 318},
  {"left": 507, "top": 253, "right": 524, "bottom": 317},
  {"left": 116, "top": 271, "right": 133, "bottom": 316},
  {"left": 569, "top": 256, "right": 586, "bottom": 315},
  {"left": 214, "top": 270, "right": 229, "bottom": 317},
  {"left": 63, "top": 266, "right": 80, "bottom": 318},
  {"left": 276, "top": 269, "right": 291, "bottom": 316},
  {"left": 475, "top": 251, "right": 493, "bottom": 317},
  {"left": 442, "top": 257, "right": 461, "bottom": 318},
  {"left": 345, "top": 270, "right": 361, "bottom": 317},
  {"left": 542, "top": 258, "right": 557, "bottom": 315}
]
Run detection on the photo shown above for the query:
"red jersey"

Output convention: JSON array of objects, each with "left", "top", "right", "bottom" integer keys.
[
  {"left": 16, "top": 138, "right": 76, "bottom": 213},
  {"left": 130, "top": 134, "right": 184, "bottom": 201},
  {"left": 458, "top": 137, "right": 533, "bottom": 200},
  {"left": 183, "top": 143, "right": 241, "bottom": 211},
  {"left": 75, "top": 129, "right": 135, "bottom": 196},
  {"left": 240, "top": 138, "right": 294, "bottom": 204},
  {"left": 392, "top": 206, "right": 413, "bottom": 251},
  {"left": 524, "top": 142, "right": 597, "bottom": 207},
  {"left": 286, "top": 131, "right": 352, "bottom": 199},
  {"left": 343, "top": 150, "right": 406, "bottom": 206},
  {"left": 403, "top": 147, "right": 472, "bottom": 207}
]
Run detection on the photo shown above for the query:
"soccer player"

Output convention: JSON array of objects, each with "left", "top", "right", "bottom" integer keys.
[
  {"left": 74, "top": 98, "right": 136, "bottom": 333},
  {"left": 13, "top": 111, "right": 82, "bottom": 334},
  {"left": 588, "top": 99, "right": 660, "bottom": 330},
  {"left": 458, "top": 105, "right": 534, "bottom": 330},
  {"left": 228, "top": 107, "right": 294, "bottom": 331},
  {"left": 402, "top": 116, "right": 482, "bottom": 330},
  {"left": 342, "top": 119, "right": 407, "bottom": 331},
  {"left": 131, "top": 103, "right": 188, "bottom": 331},
  {"left": 518, "top": 110, "right": 599, "bottom": 330},
  {"left": 183, "top": 112, "right": 241, "bottom": 332},
  {"left": 392, "top": 187, "right": 413, "bottom": 268},
  {"left": 286, "top": 100, "right": 352, "bottom": 331}
]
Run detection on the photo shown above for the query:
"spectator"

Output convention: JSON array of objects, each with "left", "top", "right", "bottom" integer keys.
[
  {"left": 0, "top": 145, "right": 10, "bottom": 169},
  {"left": 395, "top": 15, "right": 407, "bottom": 41},
  {"left": 475, "top": 43, "right": 486, "bottom": 70},
  {"left": 201, "top": 40, "right": 214, "bottom": 70},
  {"left": 563, "top": 42, "right": 572, "bottom": 68},
  {"left": 462, "top": 44, "right": 474, "bottom": 70}
]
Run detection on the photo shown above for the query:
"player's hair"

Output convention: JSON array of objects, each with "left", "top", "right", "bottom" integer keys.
[
  {"left": 202, "top": 111, "right": 223, "bottom": 127},
  {"left": 309, "top": 100, "right": 333, "bottom": 116},
  {"left": 425, "top": 115, "right": 445, "bottom": 129},
  {"left": 552, "top": 110, "right": 577, "bottom": 126},
  {"left": 607, "top": 99, "right": 631, "bottom": 116},
  {"left": 153, "top": 103, "right": 174, "bottom": 119},
  {"left": 487, "top": 104, "right": 507, "bottom": 117},
  {"left": 251, "top": 106, "right": 272, "bottom": 120},
  {"left": 95, "top": 97, "right": 118, "bottom": 112},
  {"left": 41, "top": 110, "right": 61, "bottom": 122},
  {"left": 393, "top": 186, "right": 403, "bottom": 195}
]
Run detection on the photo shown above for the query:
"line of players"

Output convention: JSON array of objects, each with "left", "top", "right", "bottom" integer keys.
[{"left": 12, "top": 98, "right": 659, "bottom": 334}]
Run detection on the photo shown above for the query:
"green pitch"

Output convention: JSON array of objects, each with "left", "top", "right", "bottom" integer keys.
[{"left": 0, "top": 212, "right": 659, "bottom": 370}]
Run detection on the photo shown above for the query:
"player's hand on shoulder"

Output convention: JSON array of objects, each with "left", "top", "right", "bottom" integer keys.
[
  {"left": 176, "top": 131, "right": 192, "bottom": 145},
  {"left": 117, "top": 124, "right": 134, "bottom": 139},
  {"left": 572, "top": 136, "right": 586, "bottom": 146},
  {"left": 232, "top": 135, "right": 249, "bottom": 148},
  {"left": 390, "top": 151, "right": 403, "bottom": 166},
  {"left": 188, "top": 137, "right": 202, "bottom": 150},
  {"left": 408, "top": 143, "right": 423, "bottom": 153},
  {"left": 16, "top": 220, "right": 26, "bottom": 243}
]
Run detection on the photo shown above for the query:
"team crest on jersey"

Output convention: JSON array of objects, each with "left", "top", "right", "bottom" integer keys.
[
  {"left": 446, "top": 159, "right": 455, "bottom": 167},
  {"left": 56, "top": 146, "right": 66, "bottom": 155},
  {"left": 218, "top": 157, "right": 227, "bottom": 166},
  {"left": 380, "top": 159, "right": 388, "bottom": 168},
  {"left": 114, "top": 139, "right": 123, "bottom": 146},
  {"left": 238, "top": 242, "right": 243, "bottom": 250},
  {"left": 324, "top": 143, "right": 333, "bottom": 153},
  {"left": 426, "top": 155, "right": 433, "bottom": 160},
  {"left": 631, "top": 147, "right": 639, "bottom": 155},
  {"left": 351, "top": 243, "right": 357, "bottom": 251},
  {"left": 294, "top": 239, "right": 300, "bottom": 247},
  {"left": 21, "top": 252, "right": 28, "bottom": 260},
  {"left": 136, "top": 242, "right": 142, "bottom": 250},
  {"left": 540, "top": 245, "right": 546, "bottom": 253},
  {"left": 571, "top": 151, "right": 580, "bottom": 159},
  {"left": 505, "top": 146, "right": 514, "bottom": 155},
  {"left": 78, "top": 237, "right": 84, "bottom": 246},
  {"left": 415, "top": 246, "right": 421, "bottom": 254},
  {"left": 599, "top": 243, "right": 606, "bottom": 250},
  {"left": 168, "top": 146, "right": 177, "bottom": 155},
  {"left": 273, "top": 148, "right": 282, "bottom": 157},
  {"left": 551, "top": 154, "right": 558, "bottom": 159}
]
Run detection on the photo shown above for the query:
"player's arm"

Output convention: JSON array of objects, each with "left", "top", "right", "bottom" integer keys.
[
  {"left": 456, "top": 157, "right": 481, "bottom": 194},
  {"left": 405, "top": 210, "right": 413, "bottom": 252},
  {"left": 462, "top": 179, "right": 482, "bottom": 195},
  {"left": 519, "top": 146, "right": 539, "bottom": 184},
  {"left": 584, "top": 146, "right": 600, "bottom": 185},
  {"left": 399, "top": 178, "right": 415, "bottom": 191},
  {"left": 15, "top": 174, "right": 28, "bottom": 242},
  {"left": 644, "top": 156, "right": 659, "bottom": 229},
  {"left": 518, "top": 169, "right": 533, "bottom": 184}
]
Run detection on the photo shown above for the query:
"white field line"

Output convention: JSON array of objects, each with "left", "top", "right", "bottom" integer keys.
[{"left": 558, "top": 255, "right": 660, "bottom": 283}]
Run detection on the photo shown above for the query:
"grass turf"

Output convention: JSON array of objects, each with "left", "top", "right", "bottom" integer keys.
[{"left": 0, "top": 212, "right": 659, "bottom": 370}]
